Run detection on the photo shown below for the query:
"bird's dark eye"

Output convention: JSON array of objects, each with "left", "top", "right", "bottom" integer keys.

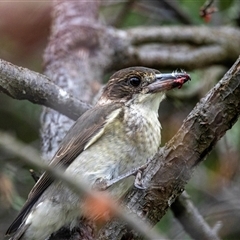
[{"left": 128, "top": 77, "right": 141, "bottom": 87}]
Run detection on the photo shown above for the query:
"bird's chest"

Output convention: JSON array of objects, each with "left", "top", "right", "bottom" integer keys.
[
  {"left": 122, "top": 105, "right": 161, "bottom": 161},
  {"left": 64, "top": 106, "right": 161, "bottom": 200}
]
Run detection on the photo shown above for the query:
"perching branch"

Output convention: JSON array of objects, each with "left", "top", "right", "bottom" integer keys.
[{"left": 0, "top": 59, "right": 91, "bottom": 121}]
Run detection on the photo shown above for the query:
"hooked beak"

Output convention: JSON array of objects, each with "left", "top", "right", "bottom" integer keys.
[{"left": 146, "top": 71, "right": 191, "bottom": 93}]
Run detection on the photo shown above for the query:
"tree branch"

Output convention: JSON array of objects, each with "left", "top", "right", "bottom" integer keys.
[
  {"left": 110, "top": 0, "right": 136, "bottom": 27},
  {"left": 171, "top": 192, "right": 220, "bottom": 240},
  {"left": 0, "top": 59, "right": 91, "bottom": 121},
  {"left": 41, "top": 0, "right": 104, "bottom": 165},
  {"left": 98, "top": 56, "right": 240, "bottom": 239},
  {"left": 121, "top": 26, "right": 240, "bottom": 69}
]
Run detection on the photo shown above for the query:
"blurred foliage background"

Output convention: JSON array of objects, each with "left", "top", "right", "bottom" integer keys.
[{"left": 0, "top": 0, "right": 240, "bottom": 239}]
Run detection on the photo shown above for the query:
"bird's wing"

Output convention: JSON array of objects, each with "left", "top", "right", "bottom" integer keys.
[{"left": 6, "top": 102, "right": 122, "bottom": 235}]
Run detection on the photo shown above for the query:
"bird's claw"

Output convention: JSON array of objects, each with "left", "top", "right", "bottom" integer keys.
[
  {"left": 93, "top": 177, "right": 109, "bottom": 191},
  {"left": 93, "top": 161, "right": 150, "bottom": 191},
  {"left": 133, "top": 163, "right": 148, "bottom": 190},
  {"left": 29, "top": 169, "right": 40, "bottom": 183}
]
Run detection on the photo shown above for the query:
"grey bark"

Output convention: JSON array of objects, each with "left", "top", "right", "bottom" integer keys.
[{"left": 0, "top": 59, "right": 91, "bottom": 120}]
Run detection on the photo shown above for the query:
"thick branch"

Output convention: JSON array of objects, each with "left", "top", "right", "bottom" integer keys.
[
  {"left": 0, "top": 59, "right": 91, "bottom": 121},
  {"left": 98, "top": 56, "right": 240, "bottom": 239},
  {"left": 41, "top": 0, "right": 103, "bottom": 163},
  {"left": 111, "top": 26, "right": 240, "bottom": 70}
]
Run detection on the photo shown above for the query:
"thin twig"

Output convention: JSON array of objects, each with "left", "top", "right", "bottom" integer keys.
[
  {"left": 200, "top": 0, "right": 218, "bottom": 22},
  {"left": 158, "top": 0, "right": 193, "bottom": 25},
  {"left": 111, "top": 0, "right": 135, "bottom": 27},
  {"left": 171, "top": 192, "right": 220, "bottom": 240}
]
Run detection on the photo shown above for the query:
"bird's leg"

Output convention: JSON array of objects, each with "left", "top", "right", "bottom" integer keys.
[
  {"left": 29, "top": 169, "right": 40, "bottom": 183},
  {"left": 133, "top": 157, "right": 154, "bottom": 189},
  {"left": 93, "top": 161, "right": 150, "bottom": 191}
]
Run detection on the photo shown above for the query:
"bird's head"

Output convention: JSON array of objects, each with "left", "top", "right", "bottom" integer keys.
[{"left": 98, "top": 67, "right": 190, "bottom": 110}]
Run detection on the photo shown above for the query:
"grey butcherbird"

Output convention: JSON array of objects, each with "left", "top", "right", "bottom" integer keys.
[{"left": 6, "top": 67, "right": 190, "bottom": 240}]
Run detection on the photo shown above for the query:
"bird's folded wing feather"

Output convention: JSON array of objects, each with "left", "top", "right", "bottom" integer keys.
[{"left": 6, "top": 102, "right": 122, "bottom": 235}]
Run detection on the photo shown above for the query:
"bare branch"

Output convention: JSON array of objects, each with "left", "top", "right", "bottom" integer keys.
[
  {"left": 158, "top": 0, "right": 193, "bottom": 25},
  {"left": 0, "top": 59, "right": 91, "bottom": 121},
  {"left": 121, "top": 26, "right": 240, "bottom": 69},
  {"left": 0, "top": 131, "right": 165, "bottom": 240},
  {"left": 200, "top": 0, "right": 218, "bottom": 22},
  {"left": 171, "top": 192, "right": 220, "bottom": 240}
]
